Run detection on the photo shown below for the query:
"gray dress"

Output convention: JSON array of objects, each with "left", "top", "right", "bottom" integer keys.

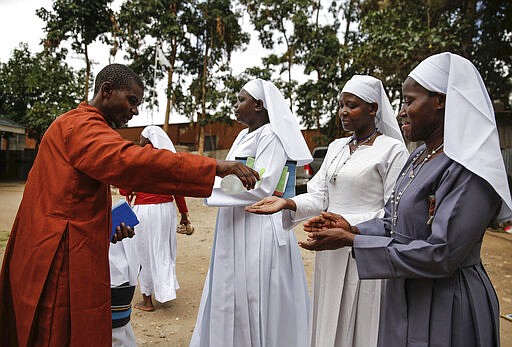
[{"left": 354, "top": 144, "right": 501, "bottom": 347}]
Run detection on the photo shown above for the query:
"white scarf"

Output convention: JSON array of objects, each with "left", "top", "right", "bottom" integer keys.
[
  {"left": 409, "top": 52, "right": 512, "bottom": 222},
  {"left": 141, "top": 125, "right": 176, "bottom": 153},
  {"left": 341, "top": 75, "right": 404, "bottom": 143},
  {"left": 242, "top": 79, "right": 313, "bottom": 166}
]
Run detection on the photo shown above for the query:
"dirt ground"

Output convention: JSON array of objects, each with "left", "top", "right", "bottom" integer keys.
[{"left": 1, "top": 181, "right": 511, "bottom": 346}]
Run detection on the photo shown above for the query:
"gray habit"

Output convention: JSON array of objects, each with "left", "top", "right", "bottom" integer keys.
[{"left": 354, "top": 145, "right": 500, "bottom": 347}]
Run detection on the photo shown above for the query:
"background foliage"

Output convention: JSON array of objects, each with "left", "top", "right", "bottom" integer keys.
[{"left": 1, "top": 0, "right": 510, "bottom": 149}]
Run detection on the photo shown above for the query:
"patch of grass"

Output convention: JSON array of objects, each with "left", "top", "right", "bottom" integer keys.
[{"left": 0, "top": 230, "right": 10, "bottom": 249}]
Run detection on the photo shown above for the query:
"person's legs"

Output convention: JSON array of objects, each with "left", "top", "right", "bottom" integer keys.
[
  {"left": 132, "top": 205, "right": 155, "bottom": 312},
  {"left": 112, "top": 322, "right": 137, "bottom": 347}
]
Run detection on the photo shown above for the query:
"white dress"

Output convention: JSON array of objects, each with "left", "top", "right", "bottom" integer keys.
[
  {"left": 131, "top": 201, "right": 179, "bottom": 302},
  {"left": 283, "top": 135, "right": 409, "bottom": 347},
  {"left": 190, "top": 124, "right": 310, "bottom": 347}
]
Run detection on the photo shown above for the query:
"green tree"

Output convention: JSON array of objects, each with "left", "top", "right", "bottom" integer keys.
[
  {"left": 351, "top": 0, "right": 512, "bottom": 108},
  {"left": 243, "top": 0, "right": 314, "bottom": 107},
  {"left": 0, "top": 44, "right": 83, "bottom": 146},
  {"left": 353, "top": 0, "right": 462, "bottom": 104},
  {"left": 185, "top": 0, "right": 249, "bottom": 154},
  {"left": 37, "top": 0, "right": 115, "bottom": 101},
  {"left": 116, "top": 0, "right": 196, "bottom": 133},
  {"left": 293, "top": 3, "right": 344, "bottom": 134},
  {"left": 465, "top": 0, "right": 512, "bottom": 104}
]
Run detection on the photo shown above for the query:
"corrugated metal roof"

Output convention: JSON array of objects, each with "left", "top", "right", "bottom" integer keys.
[
  {"left": 0, "top": 117, "right": 25, "bottom": 134},
  {"left": 0, "top": 117, "right": 24, "bottom": 129}
]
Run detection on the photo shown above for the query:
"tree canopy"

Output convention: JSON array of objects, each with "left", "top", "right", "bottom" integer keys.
[
  {"left": 0, "top": 44, "right": 83, "bottom": 145},
  {"left": 1, "top": 0, "right": 510, "bottom": 148},
  {"left": 36, "top": 0, "right": 115, "bottom": 101}
]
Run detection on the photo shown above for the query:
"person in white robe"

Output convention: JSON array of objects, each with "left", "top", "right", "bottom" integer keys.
[
  {"left": 120, "top": 126, "right": 192, "bottom": 311},
  {"left": 247, "top": 75, "right": 409, "bottom": 347},
  {"left": 190, "top": 79, "right": 313, "bottom": 347}
]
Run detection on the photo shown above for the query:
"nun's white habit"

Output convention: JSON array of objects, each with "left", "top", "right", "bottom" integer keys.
[{"left": 190, "top": 79, "right": 313, "bottom": 347}]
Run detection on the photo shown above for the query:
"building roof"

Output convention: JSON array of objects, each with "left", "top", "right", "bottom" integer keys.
[{"left": 0, "top": 117, "right": 25, "bottom": 134}]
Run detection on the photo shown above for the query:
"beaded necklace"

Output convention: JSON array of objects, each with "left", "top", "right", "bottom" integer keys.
[
  {"left": 349, "top": 129, "right": 378, "bottom": 155},
  {"left": 352, "top": 128, "right": 378, "bottom": 146},
  {"left": 390, "top": 143, "right": 444, "bottom": 229},
  {"left": 321, "top": 131, "right": 380, "bottom": 210},
  {"left": 327, "top": 129, "right": 379, "bottom": 184}
]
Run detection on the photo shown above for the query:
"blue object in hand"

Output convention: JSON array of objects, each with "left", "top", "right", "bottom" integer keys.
[{"left": 111, "top": 200, "right": 139, "bottom": 239}]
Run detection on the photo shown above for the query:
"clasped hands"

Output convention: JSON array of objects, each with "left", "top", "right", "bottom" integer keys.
[
  {"left": 298, "top": 212, "right": 358, "bottom": 251},
  {"left": 245, "top": 198, "right": 357, "bottom": 251}
]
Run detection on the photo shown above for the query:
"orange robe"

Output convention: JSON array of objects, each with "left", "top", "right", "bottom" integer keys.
[{"left": 0, "top": 103, "right": 216, "bottom": 346}]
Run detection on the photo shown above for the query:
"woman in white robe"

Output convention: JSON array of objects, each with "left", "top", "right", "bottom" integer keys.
[
  {"left": 120, "top": 126, "right": 192, "bottom": 311},
  {"left": 247, "top": 75, "right": 409, "bottom": 347},
  {"left": 190, "top": 79, "right": 313, "bottom": 347}
]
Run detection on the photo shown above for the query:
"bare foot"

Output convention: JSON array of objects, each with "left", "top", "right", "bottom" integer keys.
[
  {"left": 134, "top": 294, "right": 155, "bottom": 311},
  {"left": 134, "top": 302, "right": 155, "bottom": 312}
]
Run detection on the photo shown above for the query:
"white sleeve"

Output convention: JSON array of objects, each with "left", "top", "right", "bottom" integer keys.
[
  {"left": 205, "top": 130, "right": 288, "bottom": 207},
  {"left": 281, "top": 143, "right": 340, "bottom": 229}
]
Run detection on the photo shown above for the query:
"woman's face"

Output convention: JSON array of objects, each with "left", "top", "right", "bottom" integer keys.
[
  {"left": 338, "top": 92, "right": 376, "bottom": 133},
  {"left": 399, "top": 77, "right": 444, "bottom": 142},
  {"left": 233, "top": 89, "right": 261, "bottom": 128}
]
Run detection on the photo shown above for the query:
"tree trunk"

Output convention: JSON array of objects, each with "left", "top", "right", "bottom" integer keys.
[
  {"left": 316, "top": 76, "right": 322, "bottom": 130},
  {"left": 343, "top": 0, "right": 354, "bottom": 47},
  {"left": 340, "top": 0, "right": 354, "bottom": 77},
  {"left": 198, "top": 37, "right": 211, "bottom": 156},
  {"left": 462, "top": 0, "right": 477, "bottom": 58},
  {"left": 280, "top": 19, "right": 294, "bottom": 109},
  {"left": 163, "top": 4, "right": 178, "bottom": 133},
  {"left": 84, "top": 44, "right": 90, "bottom": 102},
  {"left": 163, "top": 42, "right": 177, "bottom": 134}
]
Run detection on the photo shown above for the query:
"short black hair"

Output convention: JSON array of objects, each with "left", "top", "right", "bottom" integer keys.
[{"left": 93, "top": 64, "right": 144, "bottom": 96}]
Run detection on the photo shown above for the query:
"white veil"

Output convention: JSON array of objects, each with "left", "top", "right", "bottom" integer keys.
[
  {"left": 242, "top": 79, "right": 313, "bottom": 166},
  {"left": 341, "top": 75, "right": 404, "bottom": 143},
  {"left": 409, "top": 52, "right": 512, "bottom": 222},
  {"left": 141, "top": 125, "right": 176, "bottom": 153}
]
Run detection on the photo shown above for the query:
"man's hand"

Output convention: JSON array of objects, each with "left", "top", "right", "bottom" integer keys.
[
  {"left": 216, "top": 160, "right": 260, "bottom": 190},
  {"left": 177, "top": 212, "right": 195, "bottom": 235},
  {"left": 245, "top": 196, "right": 294, "bottom": 214},
  {"left": 111, "top": 222, "right": 135, "bottom": 243},
  {"left": 180, "top": 212, "right": 191, "bottom": 225}
]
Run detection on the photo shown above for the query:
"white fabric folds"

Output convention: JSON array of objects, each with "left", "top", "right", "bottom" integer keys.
[
  {"left": 341, "top": 75, "right": 404, "bottom": 143},
  {"left": 242, "top": 79, "right": 313, "bottom": 166},
  {"left": 141, "top": 125, "right": 176, "bottom": 153},
  {"left": 409, "top": 52, "right": 512, "bottom": 222}
]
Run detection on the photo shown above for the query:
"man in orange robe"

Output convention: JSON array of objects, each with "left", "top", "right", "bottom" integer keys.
[{"left": 0, "top": 64, "right": 258, "bottom": 346}]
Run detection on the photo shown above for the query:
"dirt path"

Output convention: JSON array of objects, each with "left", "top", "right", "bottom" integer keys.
[{"left": 0, "top": 182, "right": 510, "bottom": 346}]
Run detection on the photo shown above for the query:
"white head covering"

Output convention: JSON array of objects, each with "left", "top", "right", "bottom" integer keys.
[
  {"left": 242, "top": 79, "right": 313, "bottom": 165},
  {"left": 409, "top": 52, "right": 512, "bottom": 222},
  {"left": 341, "top": 75, "right": 404, "bottom": 143},
  {"left": 141, "top": 125, "right": 176, "bottom": 153}
]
